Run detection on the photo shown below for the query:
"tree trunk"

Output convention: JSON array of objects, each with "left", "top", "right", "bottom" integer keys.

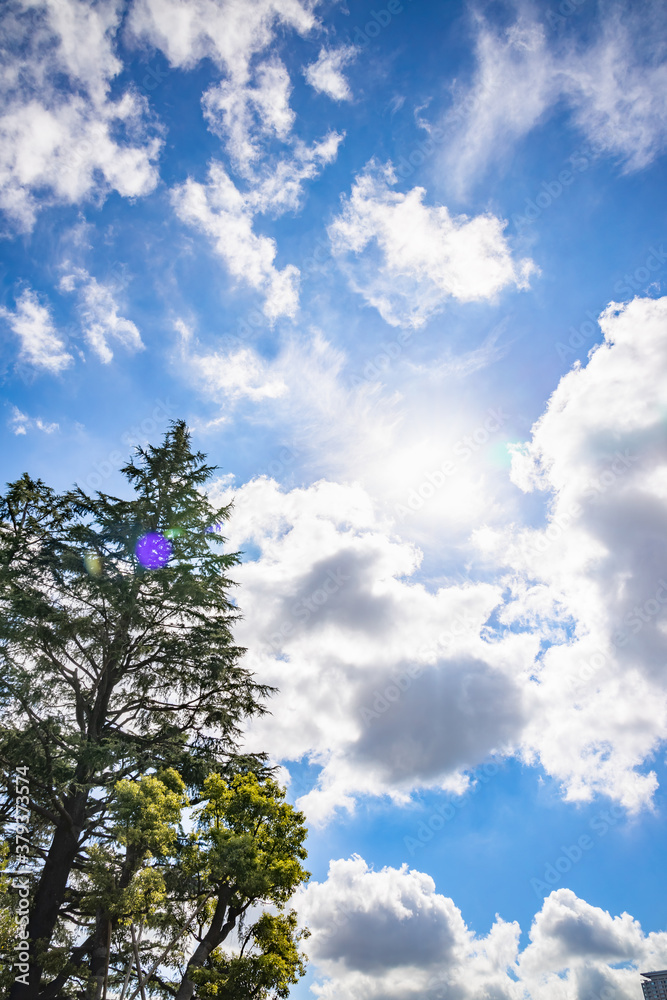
[
  {"left": 10, "top": 790, "right": 88, "bottom": 1000},
  {"left": 174, "top": 893, "right": 238, "bottom": 1000},
  {"left": 11, "top": 651, "right": 121, "bottom": 999},
  {"left": 85, "top": 910, "right": 111, "bottom": 1000}
]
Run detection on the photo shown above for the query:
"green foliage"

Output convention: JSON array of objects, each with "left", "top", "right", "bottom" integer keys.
[
  {"left": 113, "top": 769, "right": 187, "bottom": 855},
  {"left": 190, "top": 912, "right": 309, "bottom": 999},
  {"left": 0, "top": 423, "right": 308, "bottom": 1000},
  {"left": 77, "top": 768, "right": 310, "bottom": 998},
  {"left": 194, "top": 772, "right": 309, "bottom": 906}
]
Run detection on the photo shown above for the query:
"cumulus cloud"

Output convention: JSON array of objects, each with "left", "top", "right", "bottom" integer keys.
[
  {"left": 297, "top": 863, "right": 664, "bottom": 1000},
  {"left": 60, "top": 268, "right": 143, "bottom": 364},
  {"left": 211, "top": 472, "right": 535, "bottom": 823},
  {"left": 168, "top": 22, "right": 343, "bottom": 321},
  {"left": 197, "top": 296, "right": 667, "bottom": 822},
  {"left": 126, "top": 0, "right": 318, "bottom": 80},
  {"left": 443, "top": 2, "right": 667, "bottom": 192},
  {"left": 203, "top": 58, "right": 296, "bottom": 173},
  {"left": 476, "top": 296, "right": 667, "bottom": 811},
  {"left": 329, "top": 161, "right": 535, "bottom": 328},
  {"left": 0, "top": 288, "right": 73, "bottom": 373},
  {"left": 519, "top": 889, "right": 642, "bottom": 975},
  {"left": 304, "top": 45, "right": 357, "bottom": 101},
  {"left": 0, "top": 0, "right": 161, "bottom": 231},
  {"left": 299, "top": 857, "right": 473, "bottom": 992}
]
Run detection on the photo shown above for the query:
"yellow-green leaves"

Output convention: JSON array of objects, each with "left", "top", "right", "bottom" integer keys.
[
  {"left": 190, "top": 911, "right": 309, "bottom": 1000},
  {"left": 194, "top": 772, "right": 309, "bottom": 907},
  {"left": 112, "top": 769, "right": 187, "bottom": 857},
  {"left": 78, "top": 770, "right": 187, "bottom": 926}
]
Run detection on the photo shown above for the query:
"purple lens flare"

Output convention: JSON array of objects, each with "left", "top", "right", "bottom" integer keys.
[{"left": 135, "top": 532, "right": 172, "bottom": 569}]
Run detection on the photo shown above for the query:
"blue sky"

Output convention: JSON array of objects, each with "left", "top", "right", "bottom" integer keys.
[{"left": 2, "top": 0, "right": 667, "bottom": 997}]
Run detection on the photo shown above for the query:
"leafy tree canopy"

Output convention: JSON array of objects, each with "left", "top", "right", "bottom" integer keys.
[{"left": 0, "top": 423, "right": 308, "bottom": 1000}]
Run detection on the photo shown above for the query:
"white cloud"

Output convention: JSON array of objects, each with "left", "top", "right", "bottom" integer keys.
[
  {"left": 8, "top": 406, "right": 59, "bottom": 436},
  {"left": 0, "top": 288, "right": 73, "bottom": 373},
  {"left": 126, "top": 0, "right": 318, "bottom": 80},
  {"left": 195, "top": 297, "right": 667, "bottom": 823},
  {"left": 519, "top": 890, "right": 642, "bottom": 975},
  {"left": 248, "top": 129, "right": 344, "bottom": 216},
  {"left": 0, "top": 0, "right": 161, "bottom": 231},
  {"left": 476, "top": 296, "right": 667, "bottom": 811},
  {"left": 443, "top": 3, "right": 667, "bottom": 192},
  {"left": 176, "top": 320, "right": 287, "bottom": 402},
  {"left": 171, "top": 120, "right": 341, "bottom": 321},
  {"left": 203, "top": 57, "right": 296, "bottom": 173},
  {"left": 171, "top": 163, "right": 301, "bottom": 321},
  {"left": 566, "top": 9, "right": 667, "bottom": 172},
  {"left": 132, "top": 0, "right": 342, "bottom": 321},
  {"left": 297, "top": 863, "right": 665, "bottom": 1000},
  {"left": 60, "top": 268, "right": 143, "bottom": 364},
  {"left": 329, "top": 161, "right": 536, "bottom": 328},
  {"left": 211, "top": 472, "right": 534, "bottom": 824},
  {"left": 176, "top": 94, "right": 341, "bottom": 318},
  {"left": 304, "top": 45, "right": 357, "bottom": 101}
]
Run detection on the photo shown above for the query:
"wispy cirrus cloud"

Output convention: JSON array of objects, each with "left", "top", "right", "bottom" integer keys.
[
  {"left": 442, "top": 1, "right": 667, "bottom": 194},
  {"left": 60, "top": 267, "right": 143, "bottom": 364}
]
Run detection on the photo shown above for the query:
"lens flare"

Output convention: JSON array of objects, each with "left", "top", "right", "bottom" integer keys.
[
  {"left": 84, "top": 551, "right": 103, "bottom": 576},
  {"left": 135, "top": 532, "right": 172, "bottom": 570}
]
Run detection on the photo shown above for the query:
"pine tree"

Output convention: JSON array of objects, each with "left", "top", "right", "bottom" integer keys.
[{"left": 0, "top": 422, "right": 275, "bottom": 998}]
